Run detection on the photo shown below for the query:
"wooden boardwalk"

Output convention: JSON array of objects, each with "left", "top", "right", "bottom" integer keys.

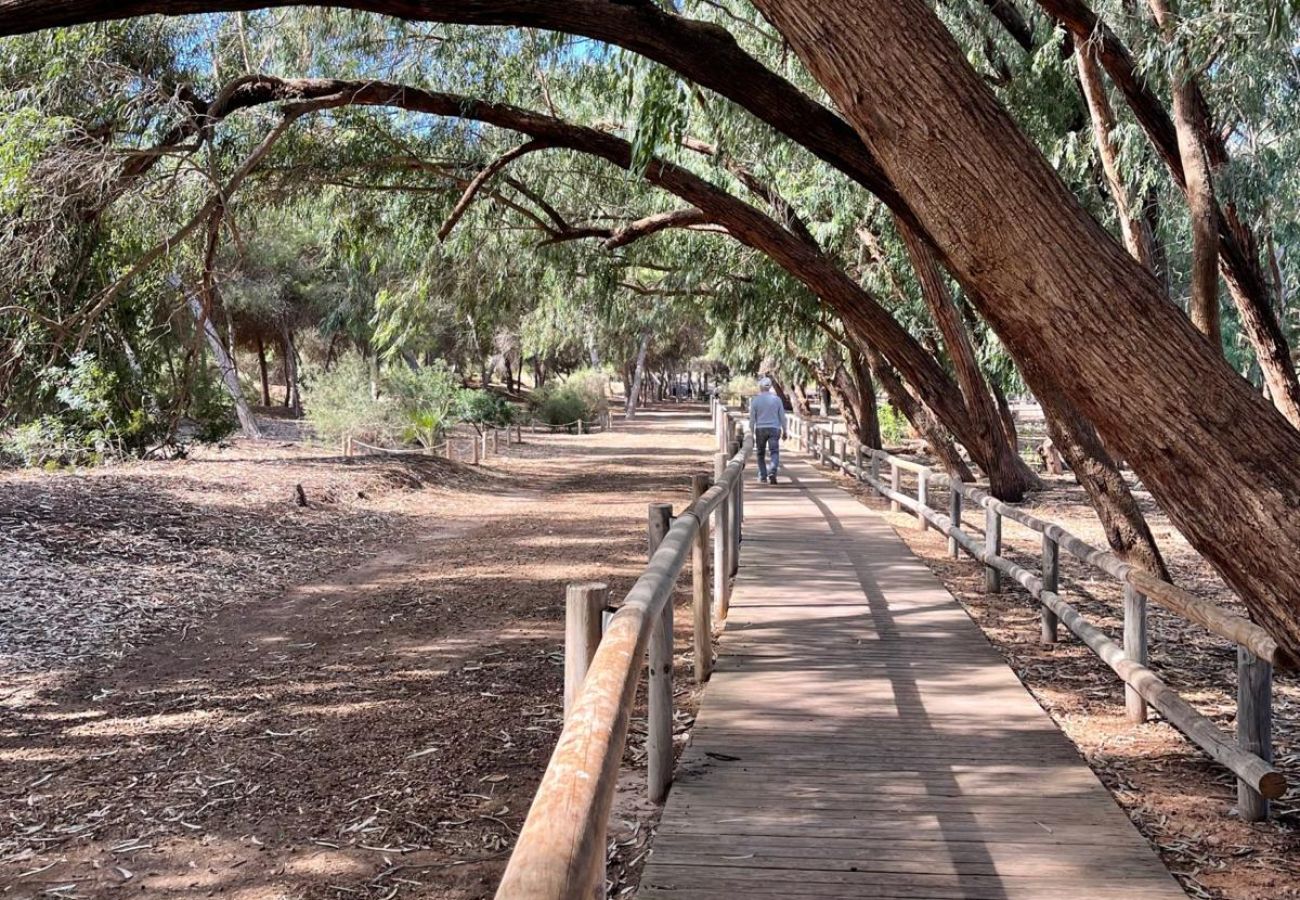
[{"left": 639, "top": 454, "right": 1186, "bottom": 899}]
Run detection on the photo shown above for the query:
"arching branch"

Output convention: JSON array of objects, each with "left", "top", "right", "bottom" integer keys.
[{"left": 438, "top": 139, "right": 551, "bottom": 241}]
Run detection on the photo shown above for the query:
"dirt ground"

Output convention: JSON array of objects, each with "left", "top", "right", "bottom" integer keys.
[
  {"left": 817, "top": 448, "right": 1300, "bottom": 900},
  {"left": 0, "top": 406, "right": 715, "bottom": 900}
]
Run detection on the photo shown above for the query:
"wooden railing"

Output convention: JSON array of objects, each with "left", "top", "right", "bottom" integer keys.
[
  {"left": 344, "top": 424, "right": 522, "bottom": 464},
  {"left": 790, "top": 413, "right": 1287, "bottom": 822},
  {"left": 496, "top": 402, "right": 752, "bottom": 899}
]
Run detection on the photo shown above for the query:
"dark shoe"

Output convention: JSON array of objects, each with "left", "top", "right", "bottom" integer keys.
[{"left": 768, "top": 475, "right": 778, "bottom": 484}]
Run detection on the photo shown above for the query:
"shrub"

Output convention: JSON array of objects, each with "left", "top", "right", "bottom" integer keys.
[
  {"left": 388, "top": 363, "right": 460, "bottom": 448},
  {"left": 455, "top": 389, "right": 517, "bottom": 432},
  {"left": 0, "top": 352, "right": 173, "bottom": 466},
  {"left": 303, "top": 355, "right": 401, "bottom": 447},
  {"left": 724, "top": 375, "right": 759, "bottom": 404},
  {"left": 532, "top": 388, "right": 590, "bottom": 427},
  {"left": 878, "top": 403, "right": 911, "bottom": 445},
  {"left": 530, "top": 369, "right": 608, "bottom": 428},
  {"left": 559, "top": 369, "right": 610, "bottom": 416}
]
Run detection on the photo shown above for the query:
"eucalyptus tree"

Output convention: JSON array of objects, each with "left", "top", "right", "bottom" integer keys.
[{"left": 8, "top": 3, "right": 1300, "bottom": 648}]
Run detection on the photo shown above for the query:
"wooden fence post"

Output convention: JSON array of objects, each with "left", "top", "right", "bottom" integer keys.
[
  {"left": 481, "top": 430, "right": 489, "bottom": 460},
  {"left": 492, "top": 428, "right": 499, "bottom": 454},
  {"left": 564, "top": 582, "right": 608, "bottom": 718},
  {"left": 948, "top": 481, "right": 962, "bottom": 558},
  {"left": 713, "top": 452, "right": 730, "bottom": 616},
  {"left": 1124, "top": 583, "right": 1148, "bottom": 723},
  {"left": 647, "top": 503, "right": 674, "bottom": 805},
  {"left": 691, "top": 475, "right": 713, "bottom": 682},
  {"left": 917, "top": 469, "right": 929, "bottom": 531},
  {"left": 869, "top": 450, "right": 880, "bottom": 485},
  {"left": 890, "top": 463, "right": 901, "bottom": 512},
  {"left": 855, "top": 444, "right": 865, "bottom": 481},
  {"left": 472, "top": 435, "right": 481, "bottom": 465},
  {"left": 983, "top": 504, "right": 1001, "bottom": 593},
  {"left": 1237, "top": 647, "right": 1273, "bottom": 821},
  {"left": 578, "top": 418, "right": 584, "bottom": 435},
  {"left": 1041, "top": 534, "right": 1060, "bottom": 644},
  {"left": 729, "top": 439, "right": 742, "bottom": 578}
]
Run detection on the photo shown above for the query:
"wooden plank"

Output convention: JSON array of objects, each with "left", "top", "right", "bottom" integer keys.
[{"left": 638, "top": 454, "right": 1186, "bottom": 900}]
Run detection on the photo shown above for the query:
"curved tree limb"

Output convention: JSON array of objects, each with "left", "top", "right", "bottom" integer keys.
[{"left": 438, "top": 139, "right": 551, "bottom": 241}]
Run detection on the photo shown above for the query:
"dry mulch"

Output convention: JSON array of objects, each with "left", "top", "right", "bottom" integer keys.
[
  {"left": 0, "top": 407, "right": 716, "bottom": 899},
  {"left": 825, "top": 459, "right": 1300, "bottom": 900}
]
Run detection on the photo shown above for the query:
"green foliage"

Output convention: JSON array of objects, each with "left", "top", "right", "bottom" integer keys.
[
  {"left": 303, "top": 355, "right": 394, "bottom": 447},
  {"left": 723, "top": 375, "right": 759, "bottom": 404},
  {"left": 455, "top": 389, "right": 517, "bottom": 432},
  {"left": 303, "top": 355, "right": 465, "bottom": 450},
  {"left": 388, "top": 363, "right": 460, "bottom": 448},
  {"left": 878, "top": 404, "right": 910, "bottom": 446},
  {"left": 530, "top": 368, "right": 609, "bottom": 428},
  {"left": 0, "top": 352, "right": 180, "bottom": 466}
]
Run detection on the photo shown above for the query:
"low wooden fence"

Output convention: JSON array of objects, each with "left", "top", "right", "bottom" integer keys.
[
  {"left": 343, "top": 424, "right": 523, "bottom": 465},
  {"left": 495, "top": 403, "right": 752, "bottom": 899},
  {"left": 527, "top": 410, "right": 616, "bottom": 434},
  {"left": 789, "top": 413, "right": 1288, "bottom": 822}
]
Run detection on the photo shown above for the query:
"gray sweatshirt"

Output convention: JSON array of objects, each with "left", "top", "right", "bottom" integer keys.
[{"left": 749, "top": 391, "right": 787, "bottom": 432}]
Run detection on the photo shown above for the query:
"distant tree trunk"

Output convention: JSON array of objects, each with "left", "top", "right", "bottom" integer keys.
[
  {"left": 256, "top": 335, "right": 271, "bottom": 407},
  {"left": 1147, "top": 0, "right": 1220, "bottom": 350},
  {"left": 1073, "top": 36, "right": 1156, "bottom": 270},
  {"left": 281, "top": 323, "right": 302, "bottom": 417},
  {"left": 990, "top": 379, "right": 1019, "bottom": 453},
  {"left": 504, "top": 358, "right": 515, "bottom": 393},
  {"left": 848, "top": 346, "right": 882, "bottom": 450},
  {"left": 182, "top": 283, "right": 261, "bottom": 439},
  {"left": 790, "top": 381, "right": 812, "bottom": 417},
  {"left": 625, "top": 330, "right": 650, "bottom": 420}
]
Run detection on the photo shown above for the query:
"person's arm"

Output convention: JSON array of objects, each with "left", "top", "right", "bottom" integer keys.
[{"left": 779, "top": 401, "right": 788, "bottom": 439}]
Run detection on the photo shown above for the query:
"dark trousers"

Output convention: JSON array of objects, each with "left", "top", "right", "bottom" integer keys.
[{"left": 755, "top": 427, "right": 782, "bottom": 479}]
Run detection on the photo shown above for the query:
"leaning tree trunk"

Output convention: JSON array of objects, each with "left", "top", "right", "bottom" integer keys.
[
  {"left": 625, "top": 330, "right": 650, "bottom": 420},
  {"left": 1019, "top": 354, "right": 1170, "bottom": 580},
  {"left": 753, "top": 0, "right": 1300, "bottom": 652},
  {"left": 861, "top": 343, "right": 974, "bottom": 481},
  {"left": 897, "top": 217, "right": 1039, "bottom": 499},
  {"left": 847, "top": 345, "right": 883, "bottom": 450},
  {"left": 1147, "top": 0, "right": 1220, "bottom": 350},
  {"left": 1073, "top": 36, "right": 1156, "bottom": 271},
  {"left": 182, "top": 284, "right": 261, "bottom": 439},
  {"left": 1036, "top": 0, "right": 1300, "bottom": 426}
]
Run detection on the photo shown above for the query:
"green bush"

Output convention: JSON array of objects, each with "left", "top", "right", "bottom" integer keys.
[
  {"left": 878, "top": 403, "right": 910, "bottom": 445},
  {"left": 532, "top": 388, "right": 590, "bottom": 427},
  {"left": 389, "top": 363, "right": 460, "bottom": 449},
  {"left": 304, "top": 355, "right": 396, "bottom": 447},
  {"left": 455, "top": 389, "right": 517, "bottom": 432},
  {"left": 304, "top": 355, "right": 466, "bottom": 450},
  {"left": 530, "top": 369, "right": 608, "bottom": 428},
  {"left": 724, "top": 375, "right": 759, "bottom": 404},
  {"left": 0, "top": 352, "right": 174, "bottom": 466}
]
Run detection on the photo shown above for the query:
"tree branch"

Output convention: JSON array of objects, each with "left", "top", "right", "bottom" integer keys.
[{"left": 438, "top": 139, "right": 551, "bottom": 241}]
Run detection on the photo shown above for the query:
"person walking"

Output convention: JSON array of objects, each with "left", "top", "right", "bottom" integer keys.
[{"left": 749, "top": 376, "right": 787, "bottom": 484}]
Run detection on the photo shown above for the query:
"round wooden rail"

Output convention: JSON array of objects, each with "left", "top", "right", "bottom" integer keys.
[
  {"left": 837, "top": 442, "right": 1284, "bottom": 801},
  {"left": 495, "top": 428, "right": 753, "bottom": 899}
]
